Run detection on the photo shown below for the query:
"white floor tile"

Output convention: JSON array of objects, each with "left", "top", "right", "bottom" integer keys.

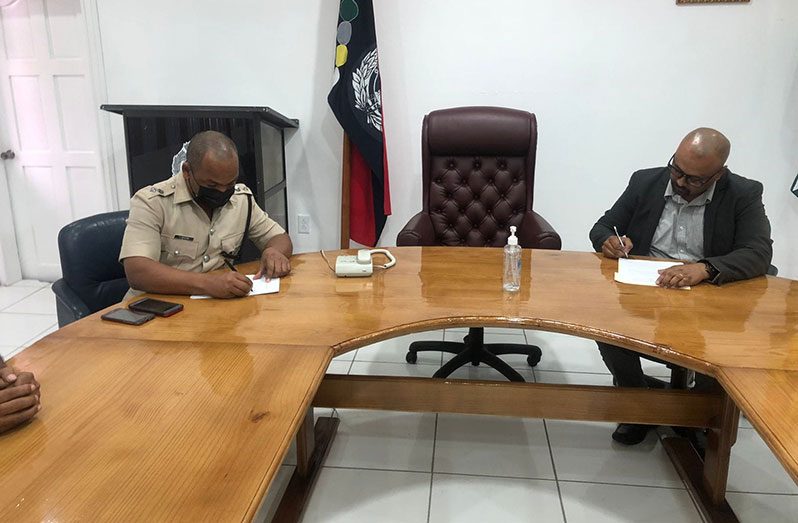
[
  {"left": 1, "top": 345, "right": 26, "bottom": 360},
  {"left": 10, "top": 279, "right": 48, "bottom": 288},
  {"left": 429, "top": 474, "right": 563, "bottom": 523},
  {"left": 535, "top": 370, "right": 615, "bottom": 386},
  {"left": 20, "top": 323, "right": 58, "bottom": 348},
  {"left": 640, "top": 359, "right": 673, "bottom": 379},
  {"left": 349, "top": 360, "right": 441, "bottom": 378},
  {"left": 301, "top": 468, "right": 430, "bottom": 523},
  {"left": 434, "top": 413, "right": 555, "bottom": 480},
  {"left": 326, "top": 360, "right": 351, "bottom": 374},
  {"left": 547, "top": 420, "right": 683, "bottom": 488},
  {"left": 4, "top": 285, "right": 56, "bottom": 315},
  {"left": 0, "top": 313, "right": 58, "bottom": 347},
  {"left": 525, "top": 330, "right": 611, "bottom": 374},
  {"left": 324, "top": 409, "right": 435, "bottom": 472},
  {"left": 0, "top": 285, "right": 40, "bottom": 311},
  {"left": 727, "top": 492, "right": 798, "bottom": 523},
  {"left": 559, "top": 482, "right": 702, "bottom": 523},
  {"left": 333, "top": 349, "right": 357, "bottom": 362},
  {"left": 0, "top": 345, "right": 21, "bottom": 360},
  {"left": 253, "top": 464, "right": 294, "bottom": 523},
  {"left": 728, "top": 428, "right": 798, "bottom": 494},
  {"left": 355, "top": 331, "right": 444, "bottom": 365}
]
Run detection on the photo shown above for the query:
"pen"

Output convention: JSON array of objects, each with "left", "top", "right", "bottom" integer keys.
[
  {"left": 223, "top": 258, "right": 238, "bottom": 272},
  {"left": 613, "top": 226, "right": 629, "bottom": 258}
]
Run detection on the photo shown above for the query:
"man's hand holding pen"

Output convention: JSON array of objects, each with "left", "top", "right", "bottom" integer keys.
[{"left": 602, "top": 233, "right": 633, "bottom": 259}]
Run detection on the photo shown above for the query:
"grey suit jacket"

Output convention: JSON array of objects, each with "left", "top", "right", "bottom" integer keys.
[{"left": 589, "top": 167, "right": 773, "bottom": 285}]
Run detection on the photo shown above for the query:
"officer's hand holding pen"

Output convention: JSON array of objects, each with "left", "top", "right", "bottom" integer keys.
[
  {"left": 223, "top": 258, "right": 238, "bottom": 272},
  {"left": 200, "top": 256, "right": 252, "bottom": 298}
]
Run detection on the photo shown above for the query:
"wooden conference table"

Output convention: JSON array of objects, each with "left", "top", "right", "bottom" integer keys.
[{"left": 1, "top": 248, "right": 796, "bottom": 522}]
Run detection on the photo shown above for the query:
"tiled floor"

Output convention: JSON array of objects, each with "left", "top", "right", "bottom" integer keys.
[
  {"left": 2, "top": 289, "right": 795, "bottom": 522},
  {"left": 254, "top": 328, "right": 798, "bottom": 523},
  {"left": 0, "top": 281, "right": 58, "bottom": 361}
]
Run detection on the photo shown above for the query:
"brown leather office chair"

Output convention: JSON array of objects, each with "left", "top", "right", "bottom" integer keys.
[{"left": 397, "top": 106, "right": 562, "bottom": 382}]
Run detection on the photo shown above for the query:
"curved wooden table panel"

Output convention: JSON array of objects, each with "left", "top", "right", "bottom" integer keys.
[
  {"left": 58, "top": 248, "right": 798, "bottom": 372},
  {"left": 1, "top": 338, "right": 331, "bottom": 521},
  {"left": 2, "top": 248, "right": 796, "bottom": 521}
]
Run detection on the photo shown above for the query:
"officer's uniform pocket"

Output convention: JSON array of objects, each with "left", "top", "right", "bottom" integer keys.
[
  {"left": 161, "top": 235, "right": 200, "bottom": 269},
  {"left": 220, "top": 233, "right": 244, "bottom": 257}
]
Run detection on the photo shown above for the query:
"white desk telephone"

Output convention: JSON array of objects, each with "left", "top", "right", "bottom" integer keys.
[{"left": 335, "top": 249, "right": 396, "bottom": 277}]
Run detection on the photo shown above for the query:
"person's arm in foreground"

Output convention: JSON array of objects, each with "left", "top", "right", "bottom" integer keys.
[{"left": 0, "top": 357, "right": 40, "bottom": 434}]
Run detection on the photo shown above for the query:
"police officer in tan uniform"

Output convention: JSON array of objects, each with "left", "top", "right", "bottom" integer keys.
[{"left": 120, "top": 130, "right": 293, "bottom": 299}]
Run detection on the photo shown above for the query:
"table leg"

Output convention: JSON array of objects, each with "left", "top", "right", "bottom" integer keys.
[
  {"left": 272, "top": 409, "right": 339, "bottom": 522},
  {"left": 663, "top": 392, "right": 740, "bottom": 523}
]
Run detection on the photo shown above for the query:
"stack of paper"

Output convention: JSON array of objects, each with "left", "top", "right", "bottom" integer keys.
[
  {"left": 614, "top": 258, "right": 690, "bottom": 289},
  {"left": 191, "top": 275, "right": 280, "bottom": 299}
]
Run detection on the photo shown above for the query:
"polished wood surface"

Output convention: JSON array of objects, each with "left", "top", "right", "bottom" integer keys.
[
  {"left": 273, "top": 416, "right": 339, "bottom": 522},
  {"left": 315, "top": 374, "right": 723, "bottom": 428},
  {"left": 2, "top": 247, "right": 796, "bottom": 520},
  {"left": 58, "top": 248, "right": 798, "bottom": 375},
  {"left": 1, "top": 337, "right": 331, "bottom": 522},
  {"left": 340, "top": 133, "right": 351, "bottom": 248},
  {"left": 663, "top": 437, "right": 739, "bottom": 523},
  {"left": 717, "top": 368, "right": 798, "bottom": 484}
]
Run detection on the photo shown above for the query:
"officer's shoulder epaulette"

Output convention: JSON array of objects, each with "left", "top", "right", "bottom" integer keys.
[
  {"left": 142, "top": 178, "right": 177, "bottom": 199},
  {"left": 233, "top": 183, "right": 253, "bottom": 196}
]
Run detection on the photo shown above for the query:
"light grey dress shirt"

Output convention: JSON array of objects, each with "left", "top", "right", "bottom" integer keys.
[{"left": 649, "top": 181, "right": 717, "bottom": 261}]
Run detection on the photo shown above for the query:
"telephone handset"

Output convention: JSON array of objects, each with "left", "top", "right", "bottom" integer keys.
[{"left": 335, "top": 249, "right": 396, "bottom": 277}]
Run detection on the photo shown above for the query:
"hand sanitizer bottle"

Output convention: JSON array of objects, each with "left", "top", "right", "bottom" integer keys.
[{"left": 503, "top": 226, "right": 521, "bottom": 292}]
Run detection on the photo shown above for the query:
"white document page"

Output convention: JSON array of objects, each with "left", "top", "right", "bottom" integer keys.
[
  {"left": 614, "top": 258, "right": 690, "bottom": 289},
  {"left": 190, "top": 275, "right": 280, "bottom": 299}
]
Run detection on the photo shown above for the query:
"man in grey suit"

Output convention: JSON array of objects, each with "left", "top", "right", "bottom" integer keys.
[{"left": 589, "top": 127, "right": 773, "bottom": 445}]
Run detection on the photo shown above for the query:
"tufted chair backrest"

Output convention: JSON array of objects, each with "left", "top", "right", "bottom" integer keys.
[
  {"left": 58, "top": 211, "right": 130, "bottom": 312},
  {"left": 422, "top": 106, "right": 538, "bottom": 247}
]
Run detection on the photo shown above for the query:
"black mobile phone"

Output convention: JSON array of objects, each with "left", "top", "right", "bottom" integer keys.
[
  {"left": 128, "top": 298, "right": 184, "bottom": 317},
  {"left": 101, "top": 308, "right": 155, "bottom": 326}
]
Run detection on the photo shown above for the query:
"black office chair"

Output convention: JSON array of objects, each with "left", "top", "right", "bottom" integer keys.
[
  {"left": 396, "top": 107, "right": 562, "bottom": 382},
  {"left": 52, "top": 211, "right": 130, "bottom": 327}
]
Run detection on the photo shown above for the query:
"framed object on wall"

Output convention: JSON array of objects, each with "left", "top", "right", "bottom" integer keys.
[{"left": 676, "top": 0, "right": 749, "bottom": 4}]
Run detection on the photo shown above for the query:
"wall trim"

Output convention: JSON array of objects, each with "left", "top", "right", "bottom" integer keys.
[{"left": 81, "top": 0, "right": 118, "bottom": 212}]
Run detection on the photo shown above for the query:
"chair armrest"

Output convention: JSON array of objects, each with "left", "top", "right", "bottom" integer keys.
[
  {"left": 519, "top": 211, "right": 562, "bottom": 250},
  {"left": 397, "top": 211, "right": 436, "bottom": 246},
  {"left": 52, "top": 279, "right": 91, "bottom": 327}
]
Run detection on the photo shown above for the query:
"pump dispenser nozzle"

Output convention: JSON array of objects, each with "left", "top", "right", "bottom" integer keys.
[{"left": 507, "top": 225, "right": 518, "bottom": 246}]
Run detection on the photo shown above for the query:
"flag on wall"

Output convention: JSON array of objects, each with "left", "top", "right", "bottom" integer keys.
[{"left": 328, "top": 0, "right": 391, "bottom": 247}]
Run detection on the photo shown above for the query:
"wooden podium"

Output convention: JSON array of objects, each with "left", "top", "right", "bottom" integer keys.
[{"left": 102, "top": 105, "right": 298, "bottom": 258}]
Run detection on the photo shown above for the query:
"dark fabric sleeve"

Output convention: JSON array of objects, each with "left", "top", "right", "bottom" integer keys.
[
  {"left": 589, "top": 173, "right": 640, "bottom": 252},
  {"left": 705, "top": 181, "right": 772, "bottom": 285}
]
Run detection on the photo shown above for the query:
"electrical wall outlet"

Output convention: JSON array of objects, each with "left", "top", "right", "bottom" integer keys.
[{"left": 297, "top": 214, "right": 311, "bottom": 234}]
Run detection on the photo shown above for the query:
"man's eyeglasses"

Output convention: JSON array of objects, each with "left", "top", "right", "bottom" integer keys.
[{"left": 668, "top": 155, "right": 725, "bottom": 188}]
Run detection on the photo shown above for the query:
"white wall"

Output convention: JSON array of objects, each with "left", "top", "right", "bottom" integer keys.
[
  {"left": 97, "top": 0, "right": 342, "bottom": 256},
  {"left": 95, "top": 0, "right": 798, "bottom": 278}
]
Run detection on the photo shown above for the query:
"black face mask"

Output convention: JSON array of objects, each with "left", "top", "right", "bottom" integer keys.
[{"left": 189, "top": 169, "right": 235, "bottom": 209}]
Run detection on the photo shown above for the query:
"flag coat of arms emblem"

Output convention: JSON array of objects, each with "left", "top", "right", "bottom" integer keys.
[{"left": 328, "top": 0, "right": 391, "bottom": 246}]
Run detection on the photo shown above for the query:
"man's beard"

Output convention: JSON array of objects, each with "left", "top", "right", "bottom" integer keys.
[{"left": 672, "top": 181, "right": 690, "bottom": 199}]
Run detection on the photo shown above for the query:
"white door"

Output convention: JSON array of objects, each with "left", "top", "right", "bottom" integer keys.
[
  {"left": 0, "top": 0, "right": 109, "bottom": 281},
  {"left": 0, "top": 155, "right": 21, "bottom": 284}
]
